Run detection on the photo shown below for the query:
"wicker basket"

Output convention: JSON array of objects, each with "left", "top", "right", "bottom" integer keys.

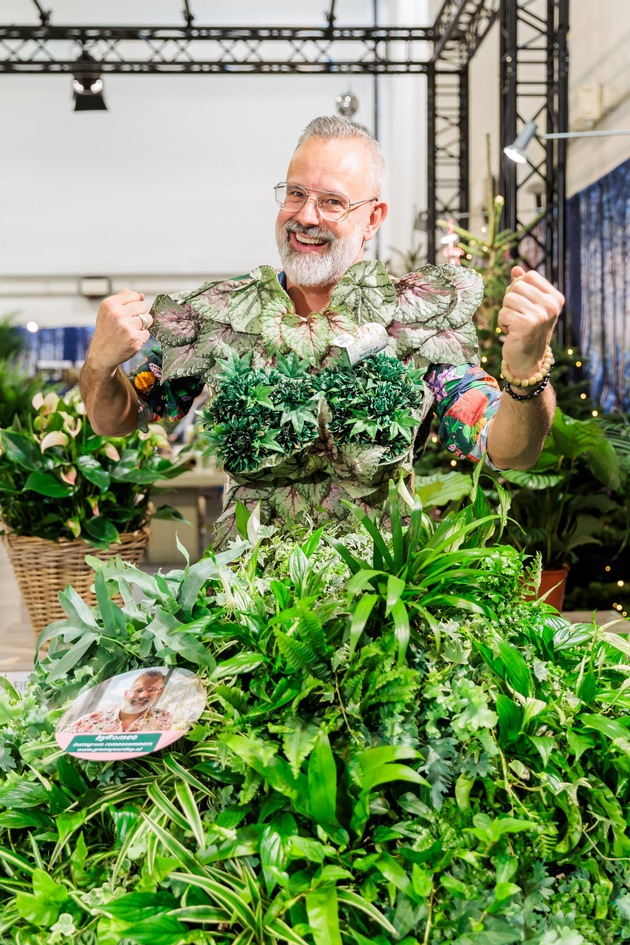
[{"left": 3, "top": 527, "right": 150, "bottom": 639}]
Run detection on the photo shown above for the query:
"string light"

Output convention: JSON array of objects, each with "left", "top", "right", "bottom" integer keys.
[
  {"left": 567, "top": 348, "right": 574, "bottom": 355},
  {"left": 618, "top": 580, "right": 625, "bottom": 587},
  {"left": 431, "top": 435, "right": 438, "bottom": 444},
  {"left": 592, "top": 410, "right": 599, "bottom": 417},
  {"left": 605, "top": 565, "right": 611, "bottom": 572},
  {"left": 481, "top": 356, "right": 488, "bottom": 363},
  {"left": 580, "top": 393, "right": 587, "bottom": 400},
  {"left": 575, "top": 360, "right": 582, "bottom": 367},
  {"left": 450, "top": 460, "right": 457, "bottom": 467}
]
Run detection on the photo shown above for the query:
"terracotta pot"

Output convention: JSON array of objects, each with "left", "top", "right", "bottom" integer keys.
[{"left": 527, "top": 567, "right": 569, "bottom": 611}]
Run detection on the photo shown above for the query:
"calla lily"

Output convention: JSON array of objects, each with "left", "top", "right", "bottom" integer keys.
[
  {"left": 40, "top": 430, "right": 69, "bottom": 452},
  {"left": 102, "top": 443, "right": 120, "bottom": 461},
  {"left": 60, "top": 466, "right": 77, "bottom": 485},
  {"left": 60, "top": 412, "right": 83, "bottom": 437}
]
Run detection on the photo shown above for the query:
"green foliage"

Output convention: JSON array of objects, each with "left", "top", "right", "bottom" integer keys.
[
  {"left": 1, "top": 488, "right": 630, "bottom": 941},
  {"left": 486, "top": 407, "right": 628, "bottom": 570},
  {"left": 0, "top": 315, "right": 52, "bottom": 431},
  {"left": 0, "top": 389, "right": 189, "bottom": 547},
  {"left": 199, "top": 351, "right": 425, "bottom": 474}
]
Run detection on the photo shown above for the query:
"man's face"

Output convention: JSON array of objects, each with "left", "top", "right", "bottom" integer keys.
[
  {"left": 275, "top": 137, "right": 386, "bottom": 290},
  {"left": 121, "top": 676, "right": 165, "bottom": 715}
]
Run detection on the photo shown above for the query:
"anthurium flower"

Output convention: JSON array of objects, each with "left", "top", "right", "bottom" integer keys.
[
  {"left": 60, "top": 466, "right": 77, "bottom": 485},
  {"left": 102, "top": 443, "right": 120, "bottom": 462},
  {"left": 65, "top": 517, "right": 81, "bottom": 538},
  {"left": 87, "top": 496, "right": 100, "bottom": 516},
  {"left": 39, "top": 430, "right": 69, "bottom": 452},
  {"left": 59, "top": 412, "right": 83, "bottom": 437},
  {"left": 32, "top": 391, "right": 60, "bottom": 414}
]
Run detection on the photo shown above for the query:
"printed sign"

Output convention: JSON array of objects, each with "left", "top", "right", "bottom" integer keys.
[{"left": 55, "top": 666, "right": 206, "bottom": 760}]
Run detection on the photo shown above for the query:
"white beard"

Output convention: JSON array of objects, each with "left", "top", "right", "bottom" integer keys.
[{"left": 275, "top": 220, "right": 365, "bottom": 288}]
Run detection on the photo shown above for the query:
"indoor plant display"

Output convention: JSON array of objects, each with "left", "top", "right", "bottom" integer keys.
[
  {"left": 488, "top": 406, "right": 626, "bottom": 608},
  {"left": 0, "top": 388, "right": 188, "bottom": 634}
]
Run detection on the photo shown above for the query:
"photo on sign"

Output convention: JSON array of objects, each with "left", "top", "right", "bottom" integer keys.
[{"left": 55, "top": 666, "right": 206, "bottom": 760}]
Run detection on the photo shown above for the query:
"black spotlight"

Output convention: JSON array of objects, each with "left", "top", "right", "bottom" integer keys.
[{"left": 73, "top": 51, "right": 107, "bottom": 111}]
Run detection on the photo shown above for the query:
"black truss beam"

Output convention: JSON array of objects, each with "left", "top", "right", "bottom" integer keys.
[
  {"left": 498, "top": 0, "right": 569, "bottom": 336},
  {"left": 0, "top": 25, "right": 432, "bottom": 75},
  {"left": 431, "top": 0, "right": 501, "bottom": 67}
]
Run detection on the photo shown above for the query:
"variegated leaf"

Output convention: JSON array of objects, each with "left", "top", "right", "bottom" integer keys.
[
  {"left": 393, "top": 321, "right": 479, "bottom": 367},
  {"left": 160, "top": 343, "right": 210, "bottom": 382},
  {"left": 394, "top": 265, "right": 455, "bottom": 324},
  {"left": 271, "top": 484, "right": 309, "bottom": 522},
  {"left": 188, "top": 279, "right": 247, "bottom": 325},
  {"left": 329, "top": 260, "right": 398, "bottom": 326},
  {"left": 439, "top": 263, "right": 484, "bottom": 324},
  {"left": 150, "top": 295, "right": 202, "bottom": 347},
  {"left": 260, "top": 296, "right": 293, "bottom": 358},
  {"left": 194, "top": 320, "right": 243, "bottom": 369},
  {"left": 333, "top": 442, "right": 391, "bottom": 485},
  {"left": 280, "top": 312, "right": 332, "bottom": 364},
  {"left": 228, "top": 265, "right": 287, "bottom": 333},
  {"left": 322, "top": 306, "right": 357, "bottom": 337}
]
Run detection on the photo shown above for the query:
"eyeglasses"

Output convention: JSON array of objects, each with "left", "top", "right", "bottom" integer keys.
[
  {"left": 274, "top": 182, "right": 377, "bottom": 222},
  {"left": 131, "top": 686, "right": 164, "bottom": 694}
]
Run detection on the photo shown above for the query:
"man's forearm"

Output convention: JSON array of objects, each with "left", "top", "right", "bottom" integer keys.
[
  {"left": 79, "top": 361, "right": 140, "bottom": 436},
  {"left": 486, "top": 383, "right": 555, "bottom": 469}
]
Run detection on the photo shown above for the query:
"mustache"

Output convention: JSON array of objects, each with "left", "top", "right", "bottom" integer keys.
[{"left": 283, "top": 221, "right": 333, "bottom": 243}]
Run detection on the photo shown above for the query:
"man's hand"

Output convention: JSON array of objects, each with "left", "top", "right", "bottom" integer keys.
[
  {"left": 498, "top": 266, "right": 565, "bottom": 379},
  {"left": 88, "top": 290, "right": 154, "bottom": 375}
]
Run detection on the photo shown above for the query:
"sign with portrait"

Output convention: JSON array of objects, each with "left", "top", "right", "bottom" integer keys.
[{"left": 55, "top": 666, "right": 206, "bottom": 760}]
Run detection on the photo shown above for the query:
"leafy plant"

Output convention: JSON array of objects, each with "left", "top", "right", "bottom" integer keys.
[
  {"left": 0, "top": 389, "right": 188, "bottom": 547},
  {"left": 199, "top": 351, "right": 425, "bottom": 475},
  {"left": 1, "top": 483, "right": 630, "bottom": 942},
  {"left": 0, "top": 315, "right": 52, "bottom": 430},
  {"left": 488, "top": 407, "right": 627, "bottom": 570}
]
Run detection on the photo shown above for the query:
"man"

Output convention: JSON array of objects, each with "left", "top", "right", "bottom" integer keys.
[
  {"left": 80, "top": 115, "right": 564, "bottom": 474},
  {"left": 63, "top": 670, "right": 172, "bottom": 734}
]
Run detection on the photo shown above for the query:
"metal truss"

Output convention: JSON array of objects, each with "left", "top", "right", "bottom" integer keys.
[
  {"left": 498, "top": 0, "right": 569, "bottom": 334},
  {"left": 0, "top": 24, "right": 431, "bottom": 75},
  {"left": 426, "top": 0, "right": 501, "bottom": 261}
]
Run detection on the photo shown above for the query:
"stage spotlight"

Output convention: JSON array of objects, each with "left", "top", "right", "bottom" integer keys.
[{"left": 73, "top": 51, "right": 107, "bottom": 111}]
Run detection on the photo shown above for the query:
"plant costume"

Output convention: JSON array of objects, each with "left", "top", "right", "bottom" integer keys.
[{"left": 132, "top": 260, "right": 500, "bottom": 545}]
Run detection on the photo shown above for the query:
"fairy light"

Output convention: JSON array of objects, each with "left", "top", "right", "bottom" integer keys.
[
  {"left": 567, "top": 348, "right": 574, "bottom": 355},
  {"left": 450, "top": 459, "right": 457, "bottom": 467},
  {"left": 481, "top": 226, "right": 487, "bottom": 233},
  {"left": 431, "top": 435, "right": 438, "bottom": 444},
  {"left": 618, "top": 580, "right": 625, "bottom": 587},
  {"left": 495, "top": 327, "right": 502, "bottom": 334},
  {"left": 605, "top": 565, "right": 611, "bottom": 572},
  {"left": 580, "top": 393, "right": 587, "bottom": 400},
  {"left": 575, "top": 360, "right": 582, "bottom": 367},
  {"left": 481, "top": 356, "right": 488, "bottom": 363},
  {"left": 592, "top": 410, "right": 599, "bottom": 417}
]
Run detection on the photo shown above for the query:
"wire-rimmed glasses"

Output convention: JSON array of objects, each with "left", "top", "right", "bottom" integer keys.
[{"left": 274, "top": 182, "right": 377, "bottom": 222}]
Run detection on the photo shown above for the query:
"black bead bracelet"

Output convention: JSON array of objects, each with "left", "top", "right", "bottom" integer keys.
[{"left": 504, "top": 372, "right": 551, "bottom": 401}]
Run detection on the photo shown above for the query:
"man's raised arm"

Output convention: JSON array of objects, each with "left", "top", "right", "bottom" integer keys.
[{"left": 80, "top": 290, "right": 153, "bottom": 435}]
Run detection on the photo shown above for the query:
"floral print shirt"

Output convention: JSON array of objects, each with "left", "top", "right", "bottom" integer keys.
[
  {"left": 130, "top": 348, "right": 500, "bottom": 465},
  {"left": 63, "top": 705, "right": 173, "bottom": 734}
]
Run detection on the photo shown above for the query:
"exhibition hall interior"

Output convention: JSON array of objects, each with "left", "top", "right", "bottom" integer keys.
[{"left": 0, "top": 2, "right": 630, "bottom": 939}]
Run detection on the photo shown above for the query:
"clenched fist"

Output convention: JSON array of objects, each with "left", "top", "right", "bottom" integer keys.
[
  {"left": 89, "top": 290, "right": 154, "bottom": 375},
  {"left": 498, "top": 266, "right": 565, "bottom": 380}
]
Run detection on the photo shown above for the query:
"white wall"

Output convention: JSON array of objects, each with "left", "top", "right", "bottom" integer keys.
[{"left": 0, "top": 0, "right": 431, "bottom": 328}]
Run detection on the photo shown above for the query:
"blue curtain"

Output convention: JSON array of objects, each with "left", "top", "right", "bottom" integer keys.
[{"left": 566, "top": 158, "right": 630, "bottom": 413}]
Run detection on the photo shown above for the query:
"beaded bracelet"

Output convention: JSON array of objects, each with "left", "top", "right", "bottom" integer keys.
[
  {"left": 501, "top": 344, "right": 554, "bottom": 388},
  {"left": 504, "top": 372, "right": 552, "bottom": 401}
]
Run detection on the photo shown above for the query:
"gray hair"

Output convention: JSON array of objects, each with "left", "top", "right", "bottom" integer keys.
[{"left": 296, "top": 115, "right": 386, "bottom": 195}]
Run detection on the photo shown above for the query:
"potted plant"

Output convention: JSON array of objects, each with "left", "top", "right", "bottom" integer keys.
[
  {"left": 487, "top": 406, "right": 626, "bottom": 608},
  {"left": 0, "top": 388, "right": 188, "bottom": 636}
]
